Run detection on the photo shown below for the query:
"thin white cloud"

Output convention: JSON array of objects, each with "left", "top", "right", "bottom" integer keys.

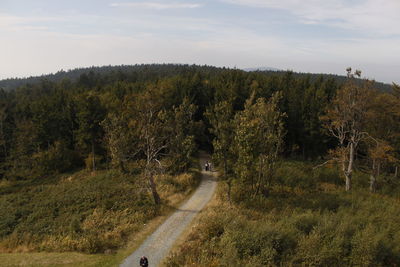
[
  {"left": 110, "top": 2, "right": 201, "bottom": 9},
  {"left": 0, "top": 3, "right": 398, "bottom": 83},
  {"left": 0, "top": 13, "right": 65, "bottom": 32},
  {"left": 221, "top": 0, "right": 400, "bottom": 36},
  {"left": 1, "top": 20, "right": 398, "bottom": 83}
]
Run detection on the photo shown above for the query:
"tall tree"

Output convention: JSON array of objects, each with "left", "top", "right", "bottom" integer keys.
[
  {"left": 169, "top": 98, "right": 197, "bottom": 173},
  {"left": 366, "top": 91, "right": 400, "bottom": 191},
  {"left": 206, "top": 100, "right": 235, "bottom": 200},
  {"left": 367, "top": 140, "right": 397, "bottom": 192},
  {"left": 0, "top": 106, "right": 8, "bottom": 160},
  {"left": 233, "top": 91, "right": 285, "bottom": 197},
  {"left": 323, "top": 69, "right": 373, "bottom": 191},
  {"left": 75, "top": 93, "right": 106, "bottom": 171},
  {"left": 390, "top": 82, "right": 400, "bottom": 177},
  {"left": 102, "top": 113, "right": 131, "bottom": 172},
  {"left": 128, "top": 86, "right": 170, "bottom": 205},
  {"left": 8, "top": 119, "right": 39, "bottom": 179}
]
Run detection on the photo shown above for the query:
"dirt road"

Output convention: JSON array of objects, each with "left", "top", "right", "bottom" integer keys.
[{"left": 120, "top": 157, "right": 217, "bottom": 267}]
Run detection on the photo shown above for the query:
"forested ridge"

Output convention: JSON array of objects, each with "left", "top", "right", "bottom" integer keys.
[
  {"left": 0, "top": 64, "right": 392, "bottom": 92},
  {"left": 0, "top": 64, "right": 330, "bottom": 179},
  {"left": 1, "top": 64, "right": 400, "bottom": 265},
  {"left": 0, "top": 64, "right": 398, "bottom": 178},
  {"left": 0, "top": 64, "right": 221, "bottom": 91}
]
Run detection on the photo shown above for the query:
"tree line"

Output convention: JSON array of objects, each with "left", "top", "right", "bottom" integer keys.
[{"left": 0, "top": 64, "right": 398, "bottom": 203}]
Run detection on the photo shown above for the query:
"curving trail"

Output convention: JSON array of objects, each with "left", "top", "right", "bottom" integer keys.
[{"left": 120, "top": 156, "right": 217, "bottom": 267}]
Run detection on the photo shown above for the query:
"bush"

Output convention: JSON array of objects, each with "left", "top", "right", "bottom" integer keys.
[
  {"left": 166, "top": 175, "right": 400, "bottom": 266},
  {"left": 313, "top": 164, "right": 342, "bottom": 185},
  {"left": 33, "top": 141, "right": 81, "bottom": 175},
  {"left": 275, "top": 161, "right": 317, "bottom": 191}
]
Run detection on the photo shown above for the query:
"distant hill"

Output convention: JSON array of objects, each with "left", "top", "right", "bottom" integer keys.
[
  {"left": 0, "top": 64, "right": 393, "bottom": 92},
  {"left": 242, "top": 66, "right": 281, "bottom": 72},
  {"left": 245, "top": 69, "right": 393, "bottom": 93},
  {"left": 0, "top": 64, "right": 221, "bottom": 91}
]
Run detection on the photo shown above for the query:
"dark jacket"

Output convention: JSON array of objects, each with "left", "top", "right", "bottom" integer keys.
[{"left": 140, "top": 256, "right": 148, "bottom": 267}]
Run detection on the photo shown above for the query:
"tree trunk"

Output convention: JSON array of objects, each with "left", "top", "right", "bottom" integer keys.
[
  {"left": 345, "top": 172, "right": 352, "bottom": 191},
  {"left": 370, "top": 159, "right": 377, "bottom": 193},
  {"left": 369, "top": 174, "right": 376, "bottom": 193},
  {"left": 395, "top": 166, "right": 398, "bottom": 178},
  {"left": 91, "top": 140, "right": 96, "bottom": 172},
  {"left": 254, "top": 160, "right": 263, "bottom": 196},
  {"left": 377, "top": 161, "right": 381, "bottom": 177},
  {"left": 223, "top": 157, "right": 227, "bottom": 177},
  {"left": 227, "top": 179, "right": 232, "bottom": 204},
  {"left": 119, "top": 160, "right": 127, "bottom": 173},
  {"left": 345, "top": 142, "right": 355, "bottom": 191},
  {"left": 149, "top": 173, "right": 160, "bottom": 205},
  {"left": 0, "top": 120, "right": 7, "bottom": 157}
]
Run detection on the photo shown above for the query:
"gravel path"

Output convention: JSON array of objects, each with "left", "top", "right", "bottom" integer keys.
[{"left": 120, "top": 157, "right": 217, "bottom": 267}]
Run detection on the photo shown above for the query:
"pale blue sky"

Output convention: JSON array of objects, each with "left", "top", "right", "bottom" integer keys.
[{"left": 0, "top": 0, "right": 399, "bottom": 83}]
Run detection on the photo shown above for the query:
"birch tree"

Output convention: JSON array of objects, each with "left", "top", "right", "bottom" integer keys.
[
  {"left": 322, "top": 69, "right": 372, "bottom": 191},
  {"left": 129, "top": 87, "right": 170, "bottom": 205},
  {"left": 368, "top": 140, "right": 397, "bottom": 192}
]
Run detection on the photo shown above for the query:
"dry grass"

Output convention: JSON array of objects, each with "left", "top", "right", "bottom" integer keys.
[
  {"left": 0, "top": 252, "right": 112, "bottom": 267},
  {"left": 0, "top": 179, "right": 13, "bottom": 189},
  {"left": 164, "top": 163, "right": 400, "bottom": 267},
  {"left": 0, "top": 165, "right": 202, "bottom": 266},
  {"left": 162, "top": 173, "right": 220, "bottom": 267}
]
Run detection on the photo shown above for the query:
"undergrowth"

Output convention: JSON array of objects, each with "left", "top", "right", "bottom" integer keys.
[
  {"left": 166, "top": 161, "right": 400, "bottom": 266},
  {"left": 0, "top": 167, "right": 200, "bottom": 254}
]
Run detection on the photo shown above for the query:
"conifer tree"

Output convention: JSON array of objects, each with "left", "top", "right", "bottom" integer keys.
[
  {"left": 75, "top": 93, "right": 105, "bottom": 171},
  {"left": 206, "top": 100, "right": 235, "bottom": 200},
  {"left": 169, "top": 98, "right": 197, "bottom": 173},
  {"left": 102, "top": 113, "right": 131, "bottom": 172}
]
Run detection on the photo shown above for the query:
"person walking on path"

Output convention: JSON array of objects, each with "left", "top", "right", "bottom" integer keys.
[
  {"left": 120, "top": 153, "right": 217, "bottom": 267},
  {"left": 140, "top": 256, "right": 148, "bottom": 267}
]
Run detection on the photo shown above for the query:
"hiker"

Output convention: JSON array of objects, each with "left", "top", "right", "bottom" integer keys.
[
  {"left": 140, "top": 255, "right": 148, "bottom": 267},
  {"left": 205, "top": 162, "right": 209, "bottom": 171}
]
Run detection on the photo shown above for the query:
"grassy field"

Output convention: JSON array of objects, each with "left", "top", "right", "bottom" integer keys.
[
  {"left": 166, "top": 161, "right": 400, "bottom": 266},
  {"left": 0, "top": 252, "right": 112, "bottom": 267},
  {"left": 0, "top": 163, "right": 201, "bottom": 266},
  {"left": 0, "top": 212, "right": 177, "bottom": 267}
]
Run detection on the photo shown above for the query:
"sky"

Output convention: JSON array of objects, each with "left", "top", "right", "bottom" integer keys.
[{"left": 0, "top": 0, "right": 399, "bottom": 83}]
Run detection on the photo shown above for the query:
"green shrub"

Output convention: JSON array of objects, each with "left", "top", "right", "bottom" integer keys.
[
  {"left": 276, "top": 161, "right": 317, "bottom": 191},
  {"left": 313, "top": 164, "right": 342, "bottom": 185},
  {"left": 166, "top": 175, "right": 400, "bottom": 267}
]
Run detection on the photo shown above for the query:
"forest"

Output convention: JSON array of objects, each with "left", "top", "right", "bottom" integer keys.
[{"left": 0, "top": 64, "right": 400, "bottom": 265}]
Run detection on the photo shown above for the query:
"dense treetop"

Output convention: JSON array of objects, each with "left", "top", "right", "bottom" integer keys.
[
  {"left": 0, "top": 64, "right": 400, "bottom": 263},
  {"left": 0, "top": 64, "right": 398, "bottom": 195},
  {"left": 0, "top": 64, "right": 392, "bottom": 92}
]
